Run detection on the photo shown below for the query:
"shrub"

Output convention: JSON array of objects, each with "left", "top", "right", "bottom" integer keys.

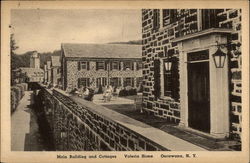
[
  {"left": 10, "top": 83, "right": 28, "bottom": 114},
  {"left": 16, "top": 84, "right": 24, "bottom": 97},
  {"left": 119, "top": 89, "right": 128, "bottom": 96},
  {"left": 12, "top": 86, "right": 21, "bottom": 102},
  {"left": 128, "top": 88, "right": 137, "bottom": 95},
  {"left": 11, "top": 90, "right": 17, "bottom": 113},
  {"left": 119, "top": 88, "right": 137, "bottom": 96}
]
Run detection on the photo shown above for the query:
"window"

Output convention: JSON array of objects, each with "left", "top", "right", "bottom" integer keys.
[
  {"left": 57, "top": 69, "right": 60, "bottom": 74},
  {"left": 162, "top": 9, "right": 170, "bottom": 26},
  {"left": 78, "top": 78, "right": 90, "bottom": 88},
  {"left": 111, "top": 61, "right": 119, "bottom": 70},
  {"left": 163, "top": 70, "right": 172, "bottom": 96},
  {"left": 110, "top": 77, "right": 120, "bottom": 87},
  {"left": 201, "top": 9, "right": 219, "bottom": 30},
  {"left": 96, "top": 78, "right": 101, "bottom": 87},
  {"left": 153, "top": 9, "right": 160, "bottom": 30},
  {"left": 78, "top": 61, "right": 89, "bottom": 70},
  {"left": 162, "top": 9, "right": 177, "bottom": 27},
  {"left": 158, "top": 57, "right": 180, "bottom": 101},
  {"left": 96, "top": 62, "right": 105, "bottom": 70},
  {"left": 102, "top": 77, "right": 107, "bottom": 86},
  {"left": 124, "top": 78, "right": 134, "bottom": 87},
  {"left": 123, "top": 61, "right": 133, "bottom": 70},
  {"left": 96, "top": 77, "right": 107, "bottom": 86}
]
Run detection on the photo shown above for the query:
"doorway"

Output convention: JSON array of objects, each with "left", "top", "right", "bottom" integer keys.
[{"left": 188, "top": 61, "right": 210, "bottom": 133}]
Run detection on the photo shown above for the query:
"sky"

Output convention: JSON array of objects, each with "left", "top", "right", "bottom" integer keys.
[{"left": 11, "top": 9, "right": 142, "bottom": 54}]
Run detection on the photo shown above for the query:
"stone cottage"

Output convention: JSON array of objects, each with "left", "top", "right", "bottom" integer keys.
[
  {"left": 142, "top": 9, "right": 242, "bottom": 140},
  {"left": 60, "top": 43, "right": 142, "bottom": 92}
]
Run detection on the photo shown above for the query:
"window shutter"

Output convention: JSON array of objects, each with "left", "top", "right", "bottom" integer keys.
[
  {"left": 110, "top": 62, "right": 113, "bottom": 71},
  {"left": 153, "top": 59, "right": 161, "bottom": 99},
  {"left": 119, "top": 62, "right": 121, "bottom": 70},
  {"left": 132, "top": 78, "right": 134, "bottom": 87},
  {"left": 105, "top": 61, "right": 107, "bottom": 70},
  {"left": 131, "top": 62, "right": 134, "bottom": 70},
  {"left": 78, "top": 78, "right": 81, "bottom": 88},
  {"left": 78, "top": 61, "right": 81, "bottom": 71},
  {"left": 118, "top": 78, "right": 121, "bottom": 86},
  {"left": 96, "top": 62, "right": 98, "bottom": 71},
  {"left": 87, "top": 78, "right": 90, "bottom": 87},
  {"left": 171, "top": 57, "right": 180, "bottom": 101},
  {"left": 87, "top": 62, "right": 90, "bottom": 70}
]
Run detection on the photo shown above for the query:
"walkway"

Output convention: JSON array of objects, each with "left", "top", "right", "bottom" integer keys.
[
  {"left": 11, "top": 91, "right": 45, "bottom": 151},
  {"left": 93, "top": 94, "right": 135, "bottom": 105}
]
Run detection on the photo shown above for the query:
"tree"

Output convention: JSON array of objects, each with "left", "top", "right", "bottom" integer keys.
[
  {"left": 10, "top": 34, "right": 19, "bottom": 85},
  {"left": 10, "top": 34, "right": 19, "bottom": 70}
]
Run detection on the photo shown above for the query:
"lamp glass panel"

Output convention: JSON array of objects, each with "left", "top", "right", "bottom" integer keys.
[
  {"left": 220, "top": 55, "right": 226, "bottom": 68},
  {"left": 214, "top": 55, "right": 220, "bottom": 68}
]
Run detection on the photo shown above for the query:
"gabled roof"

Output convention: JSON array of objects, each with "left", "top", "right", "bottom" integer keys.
[
  {"left": 61, "top": 43, "right": 142, "bottom": 59},
  {"left": 51, "top": 56, "right": 61, "bottom": 67}
]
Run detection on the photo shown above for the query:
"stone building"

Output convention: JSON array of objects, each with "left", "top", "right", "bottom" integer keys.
[
  {"left": 61, "top": 43, "right": 142, "bottom": 92},
  {"left": 44, "top": 60, "right": 52, "bottom": 84},
  {"left": 30, "top": 51, "right": 40, "bottom": 68},
  {"left": 142, "top": 9, "right": 242, "bottom": 140},
  {"left": 51, "top": 56, "right": 61, "bottom": 87},
  {"left": 19, "top": 67, "right": 44, "bottom": 83},
  {"left": 16, "top": 51, "right": 44, "bottom": 83}
]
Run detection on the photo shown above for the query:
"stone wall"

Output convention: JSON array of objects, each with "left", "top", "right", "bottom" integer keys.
[
  {"left": 142, "top": 9, "right": 242, "bottom": 140},
  {"left": 40, "top": 87, "right": 167, "bottom": 151}
]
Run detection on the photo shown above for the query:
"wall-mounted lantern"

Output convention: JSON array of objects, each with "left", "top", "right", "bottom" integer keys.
[
  {"left": 164, "top": 59, "right": 172, "bottom": 71},
  {"left": 212, "top": 42, "right": 227, "bottom": 68}
]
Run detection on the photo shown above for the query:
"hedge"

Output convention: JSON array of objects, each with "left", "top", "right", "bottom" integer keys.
[
  {"left": 11, "top": 83, "right": 28, "bottom": 114},
  {"left": 119, "top": 88, "right": 137, "bottom": 96}
]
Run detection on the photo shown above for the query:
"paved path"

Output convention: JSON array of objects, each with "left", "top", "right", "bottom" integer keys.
[
  {"left": 93, "top": 94, "right": 135, "bottom": 105},
  {"left": 11, "top": 91, "right": 44, "bottom": 151}
]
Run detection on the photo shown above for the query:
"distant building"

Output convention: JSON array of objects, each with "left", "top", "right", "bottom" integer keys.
[
  {"left": 51, "top": 56, "right": 61, "bottom": 87},
  {"left": 19, "top": 67, "right": 44, "bottom": 83},
  {"left": 142, "top": 9, "right": 242, "bottom": 140},
  {"left": 44, "top": 60, "right": 52, "bottom": 84},
  {"left": 44, "top": 64, "right": 48, "bottom": 83},
  {"left": 14, "top": 51, "right": 44, "bottom": 84},
  {"left": 61, "top": 43, "right": 143, "bottom": 92},
  {"left": 30, "top": 51, "right": 40, "bottom": 68}
]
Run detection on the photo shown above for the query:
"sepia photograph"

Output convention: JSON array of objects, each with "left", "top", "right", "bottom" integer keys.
[{"left": 1, "top": 1, "right": 249, "bottom": 163}]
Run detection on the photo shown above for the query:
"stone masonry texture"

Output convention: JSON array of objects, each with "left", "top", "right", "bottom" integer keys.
[{"left": 142, "top": 9, "right": 242, "bottom": 140}]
